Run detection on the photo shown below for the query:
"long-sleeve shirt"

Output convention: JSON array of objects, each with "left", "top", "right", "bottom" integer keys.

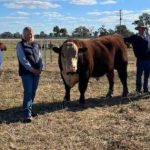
[{"left": 124, "top": 34, "right": 150, "bottom": 60}]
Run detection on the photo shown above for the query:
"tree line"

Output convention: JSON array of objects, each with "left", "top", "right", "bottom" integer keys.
[{"left": 0, "top": 13, "right": 149, "bottom": 39}]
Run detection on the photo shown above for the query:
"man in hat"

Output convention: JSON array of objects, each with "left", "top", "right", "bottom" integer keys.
[{"left": 124, "top": 23, "right": 150, "bottom": 94}]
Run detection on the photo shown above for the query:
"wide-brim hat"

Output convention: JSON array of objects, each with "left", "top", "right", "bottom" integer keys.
[{"left": 135, "top": 23, "right": 147, "bottom": 30}]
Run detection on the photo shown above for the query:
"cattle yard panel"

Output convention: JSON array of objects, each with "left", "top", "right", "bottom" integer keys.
[
  {"left": 0, "top": 38, "right": 135, "bottom": 72},
  {"left": 0, "top": 38, "right": 66, "bottom": 71}
]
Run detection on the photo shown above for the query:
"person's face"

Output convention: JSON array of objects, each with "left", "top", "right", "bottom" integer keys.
[
  {"left": 138, "top": 27, "right": 146, "bottom": 35},
  {"left": 24, "top": 29, "right": 33, "bottom": 42}
]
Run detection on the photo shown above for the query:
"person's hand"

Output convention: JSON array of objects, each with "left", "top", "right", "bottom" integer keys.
[{"left": 31, "top": 68, "right": 42, "bottom": 75}]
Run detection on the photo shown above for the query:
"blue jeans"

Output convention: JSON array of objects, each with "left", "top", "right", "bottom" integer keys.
[
  {"left": 21, "top": 74, "right": 40, "bottom": 118},
  {"left": 136, "top": 60, "right": 150, "bottom": 92}
]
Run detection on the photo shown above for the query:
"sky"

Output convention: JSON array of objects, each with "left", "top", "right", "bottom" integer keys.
[{"left": 0, "top": 0, "right": 150, "bottom": 35}]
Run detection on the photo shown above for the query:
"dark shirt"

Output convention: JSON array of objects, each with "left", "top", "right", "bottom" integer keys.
[{"left": 124, "top": 34, "right": 150, "bottom": 60}]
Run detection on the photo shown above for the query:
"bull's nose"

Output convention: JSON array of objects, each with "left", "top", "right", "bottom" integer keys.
[
  {"left": 66, "top": 66, "right": 76, "bottom": 74},
  {"left": 71, "top": 66, "right": 76, "bottom": 72}
]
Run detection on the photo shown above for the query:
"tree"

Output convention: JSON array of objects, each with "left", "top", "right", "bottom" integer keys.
[
  {"left": 108, "top": 29, "right": 115, "bottom": 35},
  {"left": 93, "top": 31, "right": 99, "bottom": 37},
  {"left": 132, "top": 13, "right": 150, "bottom": 34},
  {"left": 59, "top": 28, "right": 68, "bottom": 37},
  {"left": 133, "top": 13, "right": 150, "bottom": 27},
  {"left": 13, "top": 32, "right": 21, "bottom": 38},
  {"left": 98, "top": 25, "right": 109, "bottom": 36},
  {"left": 72, "top": 26, "right": 91, "bottom": 37},
  {"left": 40, "top": 31, "right": 47, "bottom": 38},
  {"left": 49, "top": 33, "right": 54, "bottom": 37},
  {"left": 1, "top": 32, "right": 13, "bottom": 38},
  {"left": 115, "top": 25, "right": 133, "bottom": 36},
  {"left": 53, "top": 26, "right": 60, "bottom": 37}
]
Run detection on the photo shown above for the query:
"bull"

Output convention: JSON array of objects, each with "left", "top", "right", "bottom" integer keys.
[{"left": 53, "top": 34, "right": 129, "bottom": 104}]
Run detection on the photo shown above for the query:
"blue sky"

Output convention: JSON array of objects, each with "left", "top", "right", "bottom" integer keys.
[{"left": 0, "top": 0, "right": 150, "bottom": 34}]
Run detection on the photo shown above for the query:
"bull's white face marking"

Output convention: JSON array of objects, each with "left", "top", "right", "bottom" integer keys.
[
  {"left": 61, "top": 42, "right": 78, "bottom": 74},
  {"left": 62, "top": 71, "right": 79, "bottom": 87},
  {"left": 61, "top": 42, "right": 79, "bottom": 87}
]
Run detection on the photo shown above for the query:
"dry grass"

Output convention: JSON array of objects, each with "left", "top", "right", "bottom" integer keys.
[{"left": 0, "top": 42, "right": 150, "bottom": 150}]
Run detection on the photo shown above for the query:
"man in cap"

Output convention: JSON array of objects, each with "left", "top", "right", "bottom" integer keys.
[{"left": 124, "top": 22, "right": 150, "bottom": 94}]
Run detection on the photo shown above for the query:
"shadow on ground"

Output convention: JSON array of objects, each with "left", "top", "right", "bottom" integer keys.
[{"left": 0, "top": 93, "right": 150, "bottom": 124}]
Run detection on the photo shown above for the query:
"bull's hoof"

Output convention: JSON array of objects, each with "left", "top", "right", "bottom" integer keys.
[
  {"left": 106, "top": 93, "right": 113, "bottom": 98},
  {"left": 122, "top": 91, "right": 129, "bottom": 97},
  {"left": 106, "top": 90, "right": 113, "bottom": 98},
  {"left": 63, "top": 97, "right": 70, "bottom": 102}
]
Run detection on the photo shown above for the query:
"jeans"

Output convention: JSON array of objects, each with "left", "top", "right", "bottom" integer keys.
[
  {"left": 21, "top": 74, "right": 40, "bottom": 118},
  {"left": 136, "top": 60, "right": 150, "bottom": 92}
]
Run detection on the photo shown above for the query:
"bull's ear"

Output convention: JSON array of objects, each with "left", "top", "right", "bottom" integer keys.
[
  {"left": 52, "top": 47, "right": 61, "bottom": 54},
  {"left": 78, "top": 47, "right": 87, "bottom": 53}
]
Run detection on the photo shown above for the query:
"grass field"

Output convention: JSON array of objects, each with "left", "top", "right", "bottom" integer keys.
[{"left": 0, "top": 40, "right": 150, "bottom": 150}]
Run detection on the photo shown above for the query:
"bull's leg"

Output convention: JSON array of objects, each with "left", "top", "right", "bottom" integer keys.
[
  {"left": 64, "top": 83, "right": 71, "bottom": 101},
  {"left": 78, "top": 76, "right": 89, "bottom": 104},
  {"left": 117, "top": 64, "right": 129, "bottom": 97},
  {"left": 106, "top": 70, "right": 114, "bottom": 97}
]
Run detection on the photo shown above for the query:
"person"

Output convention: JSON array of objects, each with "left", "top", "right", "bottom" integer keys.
[
  {"left": 16, "top": 27, "right": 43, "bottom": 123},
  {"left": 124, "top": 23, "right": 150, "bottom": 94},
  {"left": 0, "top": 42, "right": 7, "bottom": 75}
]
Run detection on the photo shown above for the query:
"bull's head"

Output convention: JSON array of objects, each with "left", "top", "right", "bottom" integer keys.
[
  {"left": 53, "top": 41, "right": 87, "bottom": 74},
  {"left": 0, "top": 42, "right": 7, "bottom": 51}
]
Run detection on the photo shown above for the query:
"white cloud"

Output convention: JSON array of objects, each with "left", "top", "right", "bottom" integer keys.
[
  {"left": 88, "top": 10, "right": 122, "bottom": 16},
  {"left": 43, "top": 12, "right": 63, "bottom": 18},
  {"left": 99, "top": 0, "right": 117, "bottom": 5},
  {"left": 70, "top": 0, "right": 97, "bottom": 5},
  {"left": 4, "top": 0, "right": 60, "bottom": 9},
  {"left": 141, "top": 9, "right": 150, "bottom": 14},
  {"left": 88, "top": 11, "right": 115, "bottom": 16},
  {"left": 16, "top": 11, "right": 30, "bottom": 16}
]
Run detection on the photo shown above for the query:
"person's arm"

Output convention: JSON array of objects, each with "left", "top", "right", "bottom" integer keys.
[
  {"left": 146, "top": 35, "right": 150, "bottom": 50},
  {"left": 38, "top": 49, "right": 44, "bottom": 71},
  {"left": 124, "top": 35, "right": 133, "bottom": 43},
  {"left": 16, "top": 42, "right": 33, "bottom": 72}
]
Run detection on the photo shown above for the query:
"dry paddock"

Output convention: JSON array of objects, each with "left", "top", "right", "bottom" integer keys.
[{"left": 0, "top": 39, "right": 150, "bottom": 150}]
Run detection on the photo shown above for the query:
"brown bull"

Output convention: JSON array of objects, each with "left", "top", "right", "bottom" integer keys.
[{"left": 53, "top": 34, "right": 128, "bottom": 104}]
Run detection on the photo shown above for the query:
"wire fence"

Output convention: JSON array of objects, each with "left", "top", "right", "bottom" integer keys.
[{"left": 0, "top": 38, "right": 66, "bottom": 70}]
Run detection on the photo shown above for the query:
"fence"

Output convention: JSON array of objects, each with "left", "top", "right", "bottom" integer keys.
[{"left": 0, "top": 38, "right": 66, "bottom": 70}]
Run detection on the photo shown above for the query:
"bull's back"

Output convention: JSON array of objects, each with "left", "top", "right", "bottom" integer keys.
[
  {"left": 77, "top": 39, "right": 114, "bottom": 77},
  {"left": 74, "top": 35, "right": 127, "bottom": 77},
  {"left": 97, "top": 34, "right": 128, "bottom": 66}
]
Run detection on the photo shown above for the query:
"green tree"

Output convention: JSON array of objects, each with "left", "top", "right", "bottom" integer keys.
[
  {"left": 40, "top": 31, "right": 47, "bottom": 38},
  {"left": 98, "top": 25, "right": 108, "bottom": 36},
  {"left": 93, "top": 31, "right": 99, "bottom": 37},
  {"left": 59, "top": 28, "right": 68, "bottom": 37},
  {"left": 132, "top": 13, "right": 150, "bottom": 34},
  {"left": 133, "top": 13, "right": 150, "bottom": 27},
  {"left": 108, "top": 29, "right": 115, "bottom": 35},
  {"left": 1, "top": 32, "right": 13, "bottom": 38},
  {"left": 115, "top": 25, "right": 133, "bottom": 36},
  {"left": 72, "top": 26, "right": 91, "bottom": 37},
  {"left": 49, "top": 33, "right": 54, "bottom": 37},
  {"left": 13, "top": 32, "right": 21, "bottom": 38},
  {"left": 53, "top": 26, "right": 60, "bottom": 37}
]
